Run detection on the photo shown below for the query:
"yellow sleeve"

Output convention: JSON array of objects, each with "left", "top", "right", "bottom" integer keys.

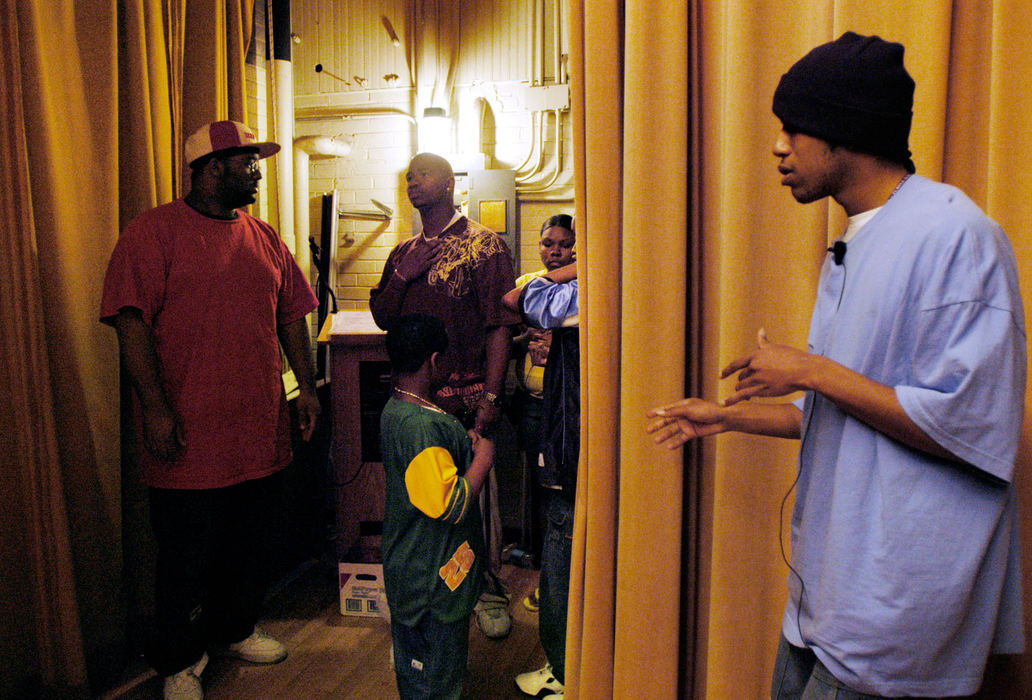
[
  {"left": 405, "top": 446, "right": 472, "bottom": 523},
  {"left": 515, "top": 268, "right": 548, "bottom": 288}
]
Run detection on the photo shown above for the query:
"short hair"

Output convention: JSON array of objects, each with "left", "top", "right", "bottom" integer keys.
[
  {"left": 540, "top": 214, "right": 574, "bottom": 236},
  {"left": 385, "top": 313, "right": 449, "bottom": 374}
]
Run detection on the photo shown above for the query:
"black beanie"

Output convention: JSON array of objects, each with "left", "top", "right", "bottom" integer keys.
[{"left": 772, "top": 32, "right": 916, "bottom": 173}]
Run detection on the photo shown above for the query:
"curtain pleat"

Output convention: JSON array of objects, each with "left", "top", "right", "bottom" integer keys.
[
  {"left": 0, "top": 0, "right": 256, "bottom": 693},
  {"left": 612, "top": 1, "right": 689, "bottom": 698},
  {"left": 226, "top": 0, "right": 253, "bottom": 123},
  {"left": 0, "top": 2, "right": 89, "bottom": 695},
  {"left": 566, "top": 1, "right": 622, "bottom": 698},
  {"left": 16, "top": 0, "right": 125, "bottom": 689}
]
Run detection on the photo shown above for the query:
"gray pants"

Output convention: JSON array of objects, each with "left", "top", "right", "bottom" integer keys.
[{"left": 771, "top": 635, "right": 973, "bottom": 700}]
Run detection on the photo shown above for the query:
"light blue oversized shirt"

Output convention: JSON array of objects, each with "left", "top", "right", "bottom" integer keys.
[
  {"left": 788, "top": 176, "right": 1026, "bottom": 697},
  {"left": 521, "top": 276, "right": 579, "bottom": 329}
]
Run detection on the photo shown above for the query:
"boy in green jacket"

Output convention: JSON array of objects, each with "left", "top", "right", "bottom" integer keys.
[{"left": 380, "top": 313, "right": 496, "bottom": 699}]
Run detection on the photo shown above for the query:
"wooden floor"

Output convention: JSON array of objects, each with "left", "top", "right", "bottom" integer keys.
[{"left": 108, "top": 560, "right": 545, "bottom": 700}]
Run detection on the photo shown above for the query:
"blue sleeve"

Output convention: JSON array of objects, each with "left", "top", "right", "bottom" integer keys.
[
  {"left": 896, "top": 220, "right": 1026, "bottom": 481},
  {"left": 520, "top": 277, "right": 579, "bottom": 330}
]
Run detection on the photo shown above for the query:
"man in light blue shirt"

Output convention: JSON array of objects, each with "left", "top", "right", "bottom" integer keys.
[{"left": 648, "top": 32, "right": 1025, "bottom": 698}]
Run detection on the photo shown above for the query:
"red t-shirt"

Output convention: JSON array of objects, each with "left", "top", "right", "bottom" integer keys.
[{"left": 100, "top": 199, "right": 318, "bottom": 489}]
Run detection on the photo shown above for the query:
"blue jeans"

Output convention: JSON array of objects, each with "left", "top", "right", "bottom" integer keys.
[
  {"left": 540, "top": 490, "right": 574, "bottom": 684},
  {"left": 391, "top": 614, "right": 469, "bottom": 700},
  {"left": 770, "top": 634, "right": 972, "bottom": 700}
]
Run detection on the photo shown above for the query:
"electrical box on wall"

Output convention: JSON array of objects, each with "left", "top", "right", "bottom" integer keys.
[{"left": 467, "top": 169, "right": 518, "bottom": 263}]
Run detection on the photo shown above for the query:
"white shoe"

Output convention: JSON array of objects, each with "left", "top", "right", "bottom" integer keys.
[
  {"left": 543, "top": 693, "right": 564, "bottom": 700},
  {"left": 163, "top": 653, "right": 207, "bottom": 700},
  {"left": 515, "top": 662, "right": 564, "bottom": 696},
  {"left": 214, "top": 627, "right": 287, "bottom": 664}
]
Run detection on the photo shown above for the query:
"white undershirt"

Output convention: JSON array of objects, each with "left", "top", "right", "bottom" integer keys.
[{"left": 841, "top": 206, "right": 881, "bottom": 243}]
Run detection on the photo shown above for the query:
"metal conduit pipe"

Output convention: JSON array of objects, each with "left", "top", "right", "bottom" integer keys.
[
  {"left": 536, "top": 0, "right": 545, "bottom": 85},
  {"left": 513, "top": 0, "right": 546, "bottom": 174},
  {"left": 516, "top": 109, "right": 551, "bottom": 183},
  {"left": 517, "top": 109, "right": 565, "bottom": 193},
  {"left": 295, "top": 106, "right": 416, "bottom": 123},
  {"left": 293, "top": 135, "right": 352, "bottom": 275},
  {"left": 514, "top": 111, "right": 544, "bottom": 178},
  {"left": 518, "top": 194, "right": 575, "bottom": 203},
  {"left": 553, "top": 0, "right": 562, "bottom": 83}
]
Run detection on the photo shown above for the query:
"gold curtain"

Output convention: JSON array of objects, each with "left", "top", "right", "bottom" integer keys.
[
  {"left": 180, "top": 0, "right": 253, "bottom": 194},
  {"left": 568, "top": 1, "right": 1032, "bottom": 698},
  {"left": 0, "top": 0, "right": 255, "bottom": 694},
  {"left": 0, "top": 1, "right": 89, "bottom": 695}
]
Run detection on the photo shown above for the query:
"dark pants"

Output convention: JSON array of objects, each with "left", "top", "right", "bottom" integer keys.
[
  {"left": 771, "top": 634, "right": 973, "bottom": 700},
  {"left": 146, "top": 472, "right": 283, "bottom": 676},
  {"left": 513, "top": 390, "right": 546, "bottom": 566},
  {"left": 391, "top": 614, "right": 470, "bottom": 700},
  {"left": 540, "top": 490, "right": 574, "bottom": 684}
]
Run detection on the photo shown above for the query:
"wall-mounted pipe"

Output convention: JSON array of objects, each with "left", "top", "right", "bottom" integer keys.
[
  {"left": 553, "top": 0, "right": 562, "bottom": 83},
  {"left": 535, "top": 0, "right": 545, "bottom": 84},
  {"left": 294, "top": 134, "right": 353, "bottom": 158},
  {"left": 294, "top": 135, "right": 352, "bottom": 276},
  {"left": 269, "top": 0, "right": 299, "bottom": 271},
  {"left": 295, "top": 106, "right": 417, "bottom": 123},
  {"left": 516, "top": 109, "right": 550, "bottom": 183},
  {"left": 513, "top": 111, "right": 541, "bottom": 175},
  {"left": 518, "top": 109, "right": 565, "bottom": 193}
]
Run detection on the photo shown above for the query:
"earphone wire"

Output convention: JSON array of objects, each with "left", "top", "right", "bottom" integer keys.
[
  {"left": 779, "top": 467, "right": 807, "bottom": 644},
  {"left": 781, "top": 400, "right": 818, "bottom": 645}
]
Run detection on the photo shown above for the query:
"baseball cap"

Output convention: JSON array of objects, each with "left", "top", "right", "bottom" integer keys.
[{"left": 184, "top": 120, "right": 280, "bottom": 168}]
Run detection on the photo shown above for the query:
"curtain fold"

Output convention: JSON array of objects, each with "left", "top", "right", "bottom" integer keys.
[
  {"left": 566, "top": 1, "right": 621, "bottom": 698},
  {"left": 1, "top": 0, "right": 257, "bottom": 693},
  {"left": 569, "top": 1, "right": 1032, "bottom": 697},
  {"left": 16, "top": 0, "right": 126, "bottom": 690},
  {"left": 612, "top": 1, "right": 689, "bottom": 698},
  {"left": 0, "top": 2, "right": 88, "bottom": 695},
  {"left": 567, "top": 1, "right": 689, "bottom": 698}
]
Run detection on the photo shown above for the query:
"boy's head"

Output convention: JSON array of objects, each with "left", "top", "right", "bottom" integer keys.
[
  {"left": 772, "top": 31, "right": 915, "bottom": 173},
  {"left": 386, "top": 313, "right": 450, "bottom": 375}
]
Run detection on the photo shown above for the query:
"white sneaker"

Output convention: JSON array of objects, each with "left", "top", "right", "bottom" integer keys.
[
  {"left": 163, "top": 653, "right": 207, "bottom": 700},
  {"left": 543, "top": 693, "right": 564, "bottom": 700},
  {"left": 515, "top": 662, "right": 564, "bottom": 696},
  {"left": 215, "top": 627, "right": 287, "bottom": 664}
]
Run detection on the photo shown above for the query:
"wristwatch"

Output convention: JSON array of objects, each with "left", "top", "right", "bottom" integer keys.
[{"left": 483, "top": 391, "right": 504, "bottom": 407}]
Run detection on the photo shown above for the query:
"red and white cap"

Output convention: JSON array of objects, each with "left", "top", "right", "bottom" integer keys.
[{"left": 184, "top": 120, "right": 280, "bottom": 167}]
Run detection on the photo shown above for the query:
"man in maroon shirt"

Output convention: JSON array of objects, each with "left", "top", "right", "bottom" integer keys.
[{"left": 370, "top": 152, "right": 520, "bottom": 637}]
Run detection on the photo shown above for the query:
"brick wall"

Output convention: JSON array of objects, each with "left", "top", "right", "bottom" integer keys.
[{"left": 290, "top": 0, "right": 574, "bottom": 311}]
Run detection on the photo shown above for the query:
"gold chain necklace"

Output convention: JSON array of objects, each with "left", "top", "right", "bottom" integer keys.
[
  {"left": 394, "top": 387, "right": 446, "bottom": 414},
  {"left": 889, "top": 173, "right": 911, "bottom": 200}
]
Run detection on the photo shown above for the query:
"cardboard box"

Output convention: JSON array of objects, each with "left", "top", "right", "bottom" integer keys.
[{"left": 338, "top": 562, "right": 389, "bottom": 618}]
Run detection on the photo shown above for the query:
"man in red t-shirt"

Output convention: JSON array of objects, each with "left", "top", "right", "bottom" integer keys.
[{"left": 100, "top": 121, "right": 319, "bottom": 700}]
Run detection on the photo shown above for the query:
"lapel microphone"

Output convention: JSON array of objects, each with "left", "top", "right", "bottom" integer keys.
[{"left": 828, "top": 240, "right": 847, "bottom": 265}]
